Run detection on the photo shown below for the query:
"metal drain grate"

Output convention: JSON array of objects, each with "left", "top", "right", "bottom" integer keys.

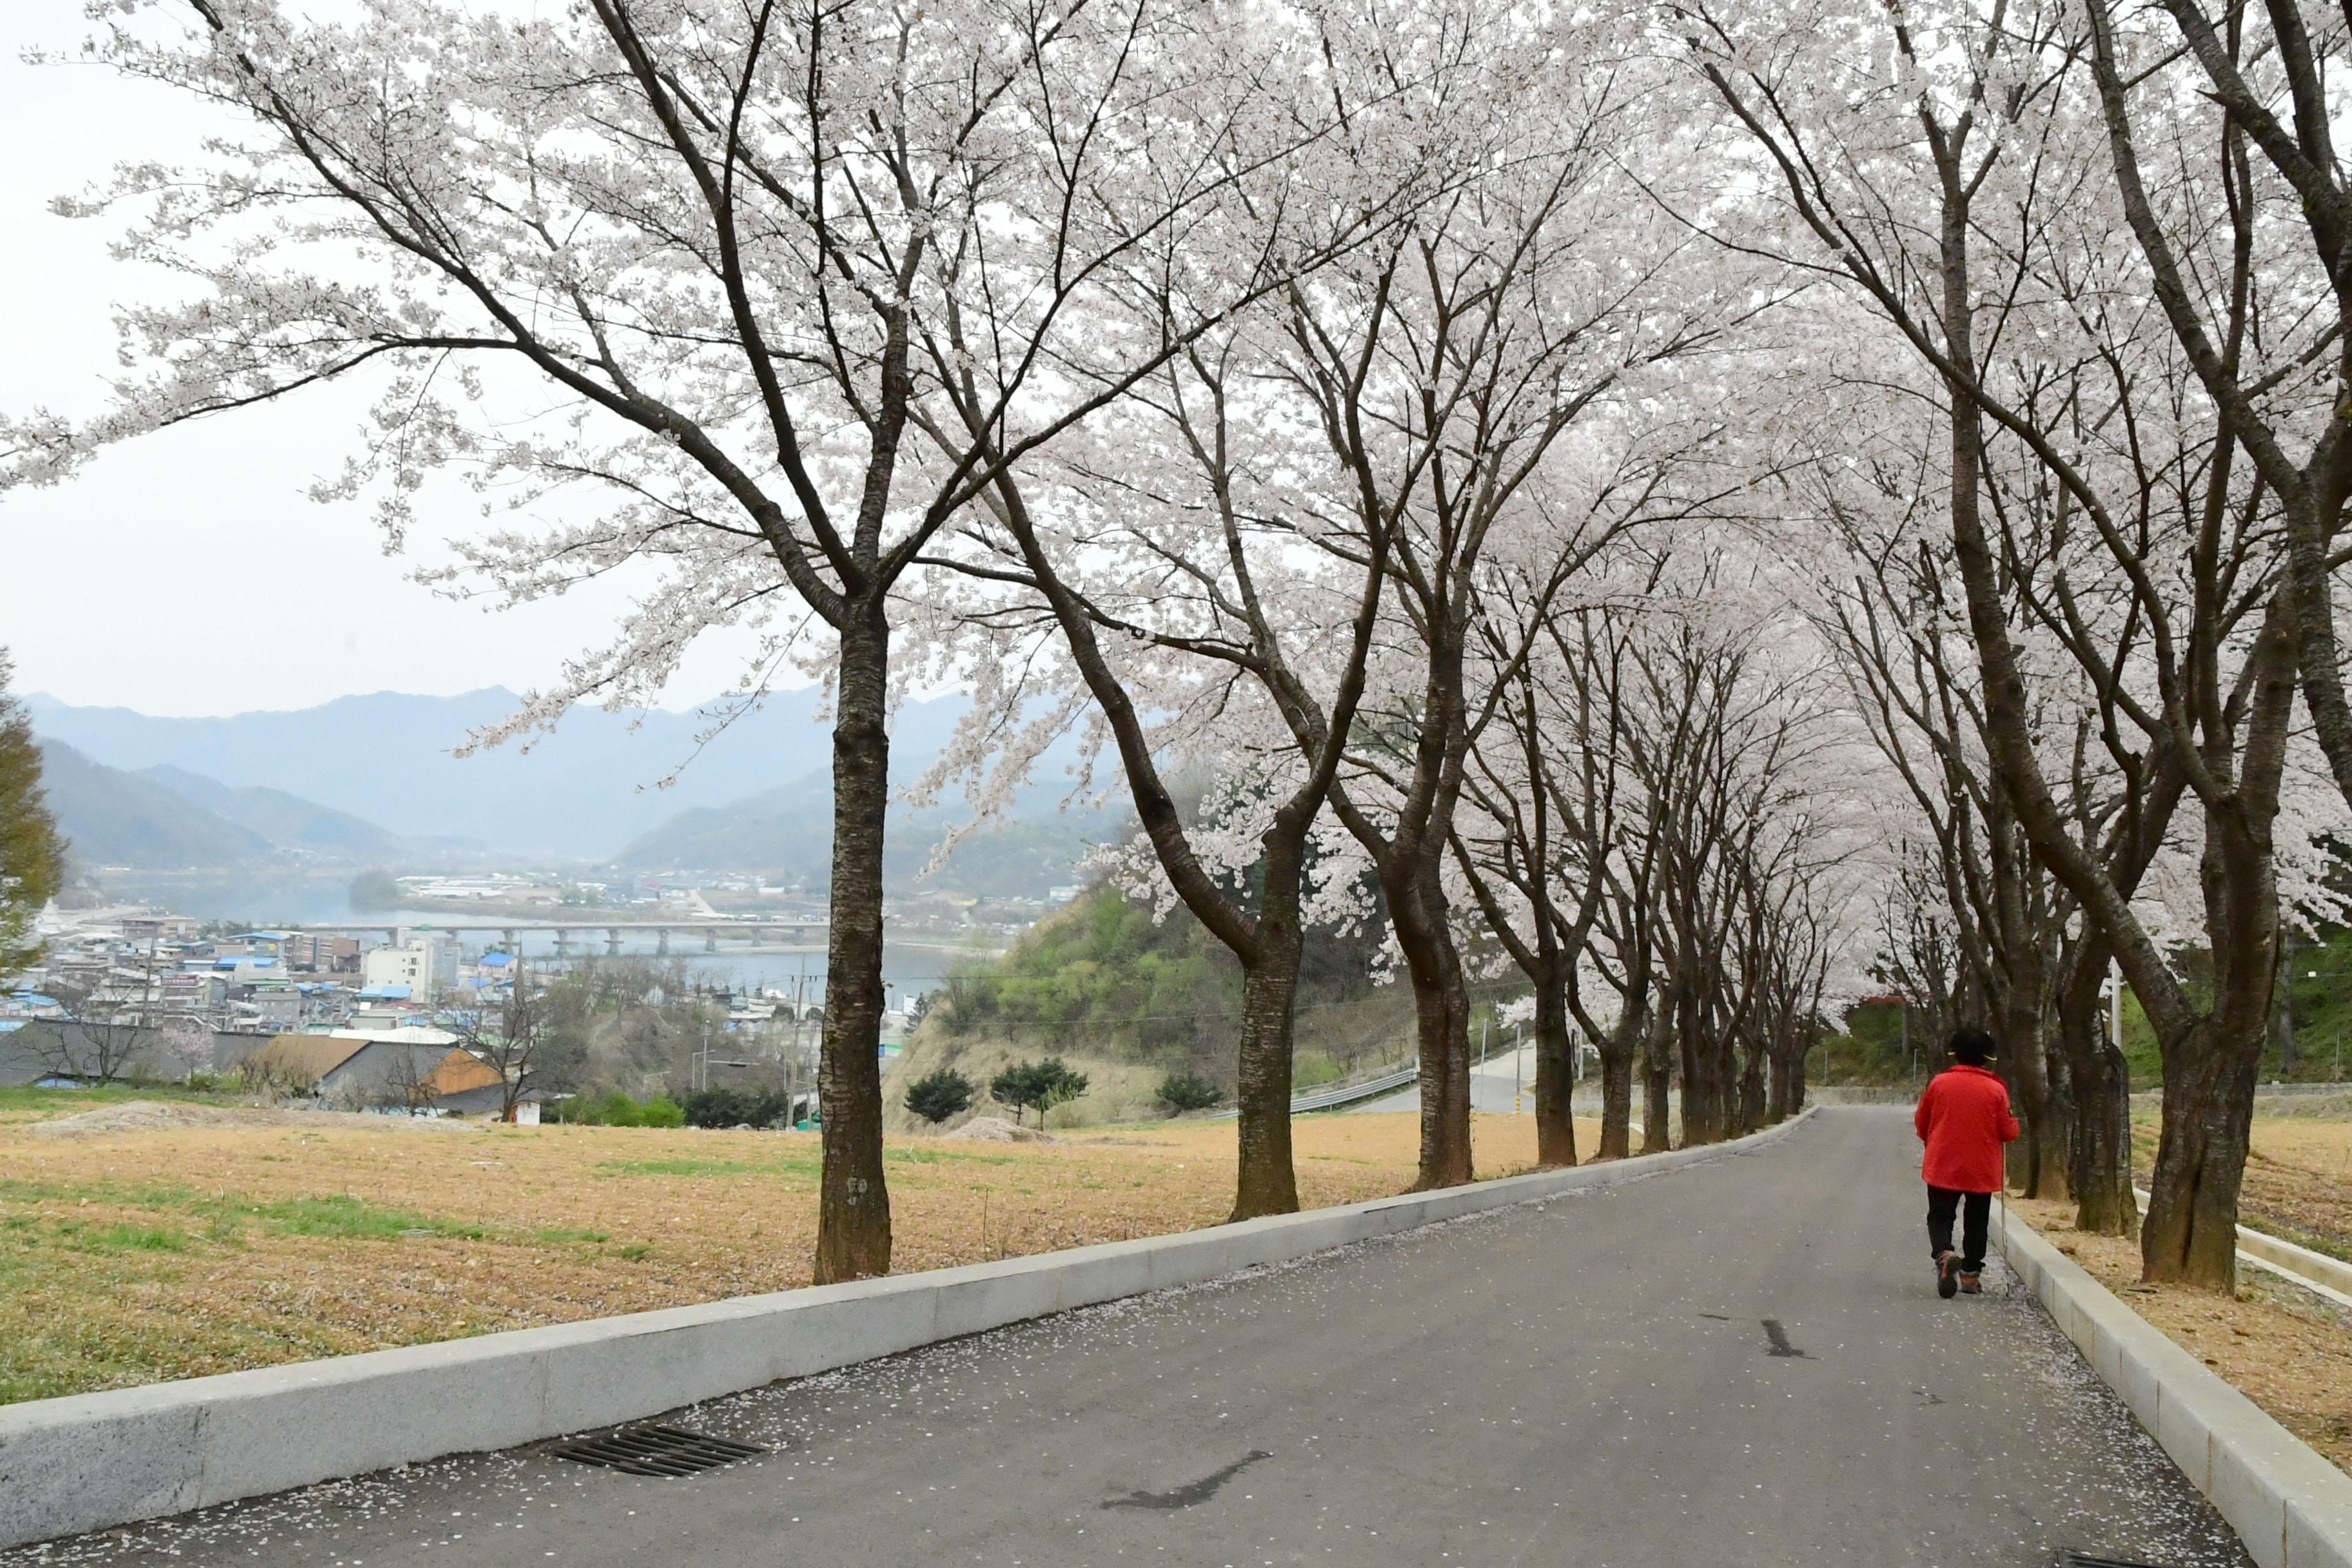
[
  {"left": 551, "top": 1424, "right": 766, "bottom": 1476},
  {"left": 2068, "top": 1554, "right": 2183, "bottom": 1567}
]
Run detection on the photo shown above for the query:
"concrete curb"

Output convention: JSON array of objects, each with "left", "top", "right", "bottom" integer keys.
[
  {"left": 1999, "top": 1201, "right": 2352, "bottom": 1568},
  {"left": 0, "top": 1108, "right": 1815, "bottom": 1549}
]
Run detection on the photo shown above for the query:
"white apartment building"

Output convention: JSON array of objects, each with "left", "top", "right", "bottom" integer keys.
[{"left": 360, "top": 931, "right": 461, "bottom": 995}]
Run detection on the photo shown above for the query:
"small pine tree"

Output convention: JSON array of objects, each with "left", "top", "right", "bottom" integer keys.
[
  {"left": 1157, "top": 1072, "right": 1222, "bottom": 1115},
  {"left": 990, "top": 1057, "right": 1089, "bottom": 1127},
  {"left": 904, "top": 1068, "right": 976, "bottom": 1124},
  {"left": 990, "top": 1061, "right": 1044, "bottom": 1125}
]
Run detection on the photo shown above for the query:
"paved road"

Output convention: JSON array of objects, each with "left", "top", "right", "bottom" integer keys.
[{"left": 12, "top": 1109, "right": 2251, "bottom": 1567}]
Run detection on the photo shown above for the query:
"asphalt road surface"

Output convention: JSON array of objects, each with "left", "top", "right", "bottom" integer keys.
[{"left": 11, "top": 1109, "right": 2252, "bottom": 1567}]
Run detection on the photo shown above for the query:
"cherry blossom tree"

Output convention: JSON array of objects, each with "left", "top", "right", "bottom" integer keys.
[
  {"left": 923, "top": 0, "right": 1752, "bottom": 1199},
  {"left": 1689, "top": 0, "right": 2322, "bottom": 1283},
  {"left": 2078, "top": 0, "right": 2352, "bottom": 819},
  {"left": 2, "top": 0, "right": 1356, "bottom": 1281},
  {"left": 1293, "top": 52, "right": 1755, "bottom": 1188}
]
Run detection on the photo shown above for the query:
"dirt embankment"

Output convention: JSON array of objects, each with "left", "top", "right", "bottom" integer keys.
[{"left": 881, "top": 1026, "right": 1168, "bottom": 1135}]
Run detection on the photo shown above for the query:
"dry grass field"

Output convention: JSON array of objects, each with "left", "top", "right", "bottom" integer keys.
[
  {"left": 0, "top": 1093, "right": 1598, "bottom": 1404},
  {"left": 2230, "top": 1116, "right": 2352, "bottom": 1259}
]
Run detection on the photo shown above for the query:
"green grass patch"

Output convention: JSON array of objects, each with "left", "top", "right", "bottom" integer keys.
[
  {"left": 254, "top": 1195, "right": 484, "bottom": 1241},
  {"left": 2236, "top": 1206, "right": 2352, "bottom": 1263},
  {"left": 1, "top": 1178, "right": 485, "bottom": 1244},
  {"left": 77, "top": 1224, "right": 189, "bottom": 1254},
  {"left": 885, "top": 1146, "right": 1020, "bottom": 1166},
  {"left": 595, "top": 1157, "right": 761, "bottom": 1178}
]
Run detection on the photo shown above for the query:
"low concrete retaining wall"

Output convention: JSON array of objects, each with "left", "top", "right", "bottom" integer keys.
[
  {"left": 1999, "top": 1204, "right": 2352, "bottom": 1568},
  {"left": 2237, "top": 1228, "right": 2352, "bottom": 1304},
  {"left": 2131, "top": 1186, "right": 2352, "bottom": 1308},
  {"left": 0, "top": 1109, "right": 1815, "bottom": 1549}
]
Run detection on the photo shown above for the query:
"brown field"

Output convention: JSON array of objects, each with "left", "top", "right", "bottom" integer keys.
[
  {"left": 2122, "top": 1109, "right": 2352, "bottom": 1259},
  {"left": 0, "top": 1099, "right": 1598, "bottom": 1405},
  {"left": 2232, "top": 1117, "right": 2352, "bottom": 1259}
]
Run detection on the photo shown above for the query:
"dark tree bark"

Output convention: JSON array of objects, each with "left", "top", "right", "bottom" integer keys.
[
  {"left": 1529, "top": 970, "right": 1578, "bottom": 1166},
  {"left": 2057, "top": 944, "right": 2137, "bottom": 1236},
  {"left": 1641, "top": 1004, "right": 1674, "bottom": 1154},
  {"left": 1389, "top": 852, "right": 1477, "bottom": 1188},
  {"left": 815, "top": 614, "right": 894, "bottom": 1282},
  {"left": 1596, "top": 998, "right": 1644, "bottom": 1158},
  {"left": 1230, "top": 841, "right": 1309, "bottom": 1217}
]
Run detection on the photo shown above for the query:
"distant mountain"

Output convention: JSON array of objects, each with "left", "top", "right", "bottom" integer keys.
[
  {"left": 614, "top": 767, "right": 1115, "bottom": 899},
  {"left": 137, "top": 765, "right": 407, "bottom": 858},
  {"left": 34, "top": 743, "right": 421, "bottom": 872},
  {"left": 37, "top": 742, "right": 272, "bottom": 870},
  {"left": 25, "top": 687, "right": 1098, "bottom": 864},
  {"left": 25, "top": 688, "right": 908, "bottom": 859}
]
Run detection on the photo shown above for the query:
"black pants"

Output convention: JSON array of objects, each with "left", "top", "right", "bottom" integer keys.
[{"left": 1926, "top": 1186, "right": 1992, "bottom": 1273}]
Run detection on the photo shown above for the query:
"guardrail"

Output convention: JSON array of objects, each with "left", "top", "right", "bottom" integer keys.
[
  {"left": 1291, "top": 1065, "right": 1418, "bottom": 1112},
  {"left": 1206, "top": 1063, "right": 1418, "bottom": 1119}
]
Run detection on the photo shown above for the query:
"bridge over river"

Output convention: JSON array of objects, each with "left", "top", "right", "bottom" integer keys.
[{"left": 278, "top": 917, "right": 827, "bottom": 956}]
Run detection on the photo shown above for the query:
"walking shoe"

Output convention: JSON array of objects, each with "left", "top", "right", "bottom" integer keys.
[
  {"left": 1959, "top": 1270, "right": 1983, "bottom": 1295},
  {"left": 1936, "top": 1250, "right": 1961, "bottom": 1299}
]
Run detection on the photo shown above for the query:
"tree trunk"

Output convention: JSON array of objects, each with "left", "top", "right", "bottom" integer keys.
[
  {"left": 1394, "top": 860, "right": 1473, "bottom": 1189},
  {"left": 1999, "top": 982, "right": 2064, "bottom": 1199},
  {"left": 2272, "top": 951, "right": 2300, "bottom": 1075},
  {"left": 1230, "top": 846, "right": 1306, "bottom": 1220},
  {"left": 2038, "top": 1015, "right": 2075, "bottom": 1201},
  {"left": 1736, "top": 1040, "right": 1766, "bottom": 1135},
  {"left": 1533, "top": 965, "right": 1578, "bottom": 1168},
  {"left": 1641, "top": 1005, "right": 1673, "bottom": 1154},
  {"left": 2143, "top": 1016, "right": 2262, "bottom": 1286},
  {"left": 813, "top": 612, "right": 894, "bottom": 1284},
  {"left": 1765, "top": 1024, "right": 1804, "bottom": 1123},
  {"left": 1778, "top": 1040, "right": 1808, "bottom": 1121},
  {"left": 2059, "top": 948, "right": 2137, "bottom": 1237},
  {"left": 1676, "top": 986, "right": 1728, "bottom": 1146},
  {"left": 2142, "top": 758, "right": 2286, "bottom": 1288},
  {"left": 1596, "top": 1003, "right": 1643, "bottom": 1160}
]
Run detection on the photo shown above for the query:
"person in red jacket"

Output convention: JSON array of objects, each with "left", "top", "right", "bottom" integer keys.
[{"left": 1914, "top": 1025, "right": 2021, "bottom": 1298}]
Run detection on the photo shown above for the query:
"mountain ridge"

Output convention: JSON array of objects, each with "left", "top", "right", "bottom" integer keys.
[
  {"left": 611, "top": 766, "right": 1117, "bottom": 899},
  {"left": 37, "top": 742, "right": 278, "bottom": 870},
  {"left": 27, "top": 689, "right": 1105, "bottom": 874}
]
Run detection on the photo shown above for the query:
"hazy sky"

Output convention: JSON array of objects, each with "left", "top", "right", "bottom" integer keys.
[{"left": 0, "top": 8, "right": 761, "bottom": 718}]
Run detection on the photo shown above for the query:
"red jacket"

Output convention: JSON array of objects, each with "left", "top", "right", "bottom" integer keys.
[{"left": 1914, "top": 1064, "right": 2020, "bottom": 1193}]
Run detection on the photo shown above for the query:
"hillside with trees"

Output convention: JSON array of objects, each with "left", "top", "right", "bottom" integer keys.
[{"left": 885, "top": 886, "right": 1413, "bottom": 1132}]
